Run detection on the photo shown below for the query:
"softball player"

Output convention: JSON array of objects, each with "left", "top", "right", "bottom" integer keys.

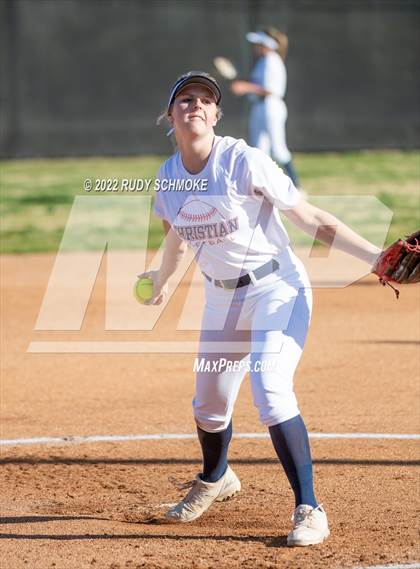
[
  {"left": 141, "top": 71, "right": 380, "bottom": 546},
  {"left": 231, "top": 28, "right": 301, "bottom": 188}
]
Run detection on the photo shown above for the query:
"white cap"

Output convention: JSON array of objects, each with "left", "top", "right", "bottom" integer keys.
[{"left": 246, "top": 31, "right": 279, "bottom": 51}]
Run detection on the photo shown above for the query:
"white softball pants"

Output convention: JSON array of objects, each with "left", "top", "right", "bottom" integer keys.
[
  {"left": 193, "top": 247, "right": 312, "bottom": 432},
  {"left": 249, "top": 97, "right": 292, "bottom": 165}
]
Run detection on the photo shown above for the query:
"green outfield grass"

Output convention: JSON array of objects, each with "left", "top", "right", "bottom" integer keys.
[{"left": 1, "top": 151, "right": 419, "bottom": 253}]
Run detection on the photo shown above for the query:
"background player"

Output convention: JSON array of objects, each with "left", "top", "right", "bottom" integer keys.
[
  {"left": 140, "top": 71, "right": 381, "bottom": 546},
  {"left": 231, "top": 28, "right": 302, "bottom": 190}
]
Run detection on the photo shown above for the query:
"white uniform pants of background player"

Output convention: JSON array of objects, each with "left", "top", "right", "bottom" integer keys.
[
  {"left": 193, "top": 247, "right": 312, "bottom": 432},
  {"left": 249, "top": 97, "right": 292, "bottom": 166}
]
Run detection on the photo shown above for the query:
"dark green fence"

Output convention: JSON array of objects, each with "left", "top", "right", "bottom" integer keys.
[{"left": 1, "top": 0, "right": 419, "bottom": 157}]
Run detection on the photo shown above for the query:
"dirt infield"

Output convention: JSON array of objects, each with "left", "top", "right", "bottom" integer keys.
[{"left": 1, "top": 253, "right": 419, "bottom": 569}]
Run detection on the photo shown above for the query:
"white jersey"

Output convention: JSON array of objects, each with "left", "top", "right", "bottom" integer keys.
[
  {"left": 247, "top": 53, "right": 292, "bottom": 165},
  {"left": 153, "top": 136, "right": 300, "bottom": 280},
  {"left": 249, "top": 51, "right": 287, "bottom": 101}
]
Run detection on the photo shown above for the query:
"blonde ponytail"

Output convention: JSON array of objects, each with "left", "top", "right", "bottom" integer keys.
[{"left": 263, "top": 27, "right": 288, "bottom": 61}]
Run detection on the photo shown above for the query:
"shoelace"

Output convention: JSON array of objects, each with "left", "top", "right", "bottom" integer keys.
[
  {"left": 168, "top": 476, "right": 196, "bottom": 491},
  {"left": 292, "top": 504, "right": 324, "bottom": 524},
  {"left": 168, "top": 476, "right": 210, "bottom": 513}
]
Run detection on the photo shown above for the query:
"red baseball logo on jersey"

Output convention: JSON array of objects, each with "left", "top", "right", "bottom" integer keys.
[
  {"left": 174, "top": 198, "right": 239, "bottom": 246},
  {"left": 178, "top": 199, "right": 219, "bottom": 223}
]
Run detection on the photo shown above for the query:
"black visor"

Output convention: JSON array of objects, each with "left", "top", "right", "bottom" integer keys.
[{"left": 167, "top": 71, "right": 221, "bottom": 110}]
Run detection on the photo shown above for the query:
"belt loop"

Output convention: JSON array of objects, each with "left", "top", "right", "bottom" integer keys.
[{"left": 248, "top": 270, "right": 258, "bottom": 285}]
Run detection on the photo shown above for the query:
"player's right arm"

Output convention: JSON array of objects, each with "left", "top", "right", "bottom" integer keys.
[
  {"left": 230, "top": 80, "right": 271, "bottom": 97},
  {"left": 139, "top": 220, "right": 187, "bottom": 305},
  {"left": 158, "top": 220, "right": 187, "bottom": 284}
]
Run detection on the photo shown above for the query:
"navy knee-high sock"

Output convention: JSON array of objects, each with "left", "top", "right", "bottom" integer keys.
[
  {"left": 269, "top": 415, "right": 317, "bottom": 508},
  {"left": 197, "top": 421, "right": 232, "bottom": 483}
]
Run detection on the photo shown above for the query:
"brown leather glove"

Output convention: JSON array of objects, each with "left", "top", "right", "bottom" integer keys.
[{"left": 372, "top": 230, "right": 420, "bottom": 297}]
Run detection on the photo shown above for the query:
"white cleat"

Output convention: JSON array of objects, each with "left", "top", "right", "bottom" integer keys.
[
  {"left": 165, "top": 465, "right": 241, "bottom": 523},
  {"left": 287, "top": 504, "right": 330, "bottom": 547}
]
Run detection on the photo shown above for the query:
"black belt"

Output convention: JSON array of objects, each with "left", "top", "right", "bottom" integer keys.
[{"left": 203, "top": 259, "right": 280, "bottom": 289}]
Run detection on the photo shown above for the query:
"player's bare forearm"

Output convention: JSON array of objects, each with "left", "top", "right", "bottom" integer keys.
[
  {"left": 137, "top": 221, "right": 186, "bottom": 305},
  {"left": 284, "top": 199, "right": 381, "bottom": 266},
  {"left": 313, "top": 212, "right": 380, "bottom": 265},
  {"left": 230, "top": 80, "right": 271, "bottom": 97},
  {"left": 159, "top": 238, "right": 186, "bottom": 284},
  {"left": 158, "top": 221, "right": 187, "bottom": 285}
]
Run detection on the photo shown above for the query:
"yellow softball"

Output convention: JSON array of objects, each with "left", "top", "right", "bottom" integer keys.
[{"left": 134, "top": 277, "right": 154, "bottom": 304}]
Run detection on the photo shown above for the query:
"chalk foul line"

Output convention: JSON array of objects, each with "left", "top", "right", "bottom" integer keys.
[{"left": 1, "top": 432, "right": 419, "bottom": 447}]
